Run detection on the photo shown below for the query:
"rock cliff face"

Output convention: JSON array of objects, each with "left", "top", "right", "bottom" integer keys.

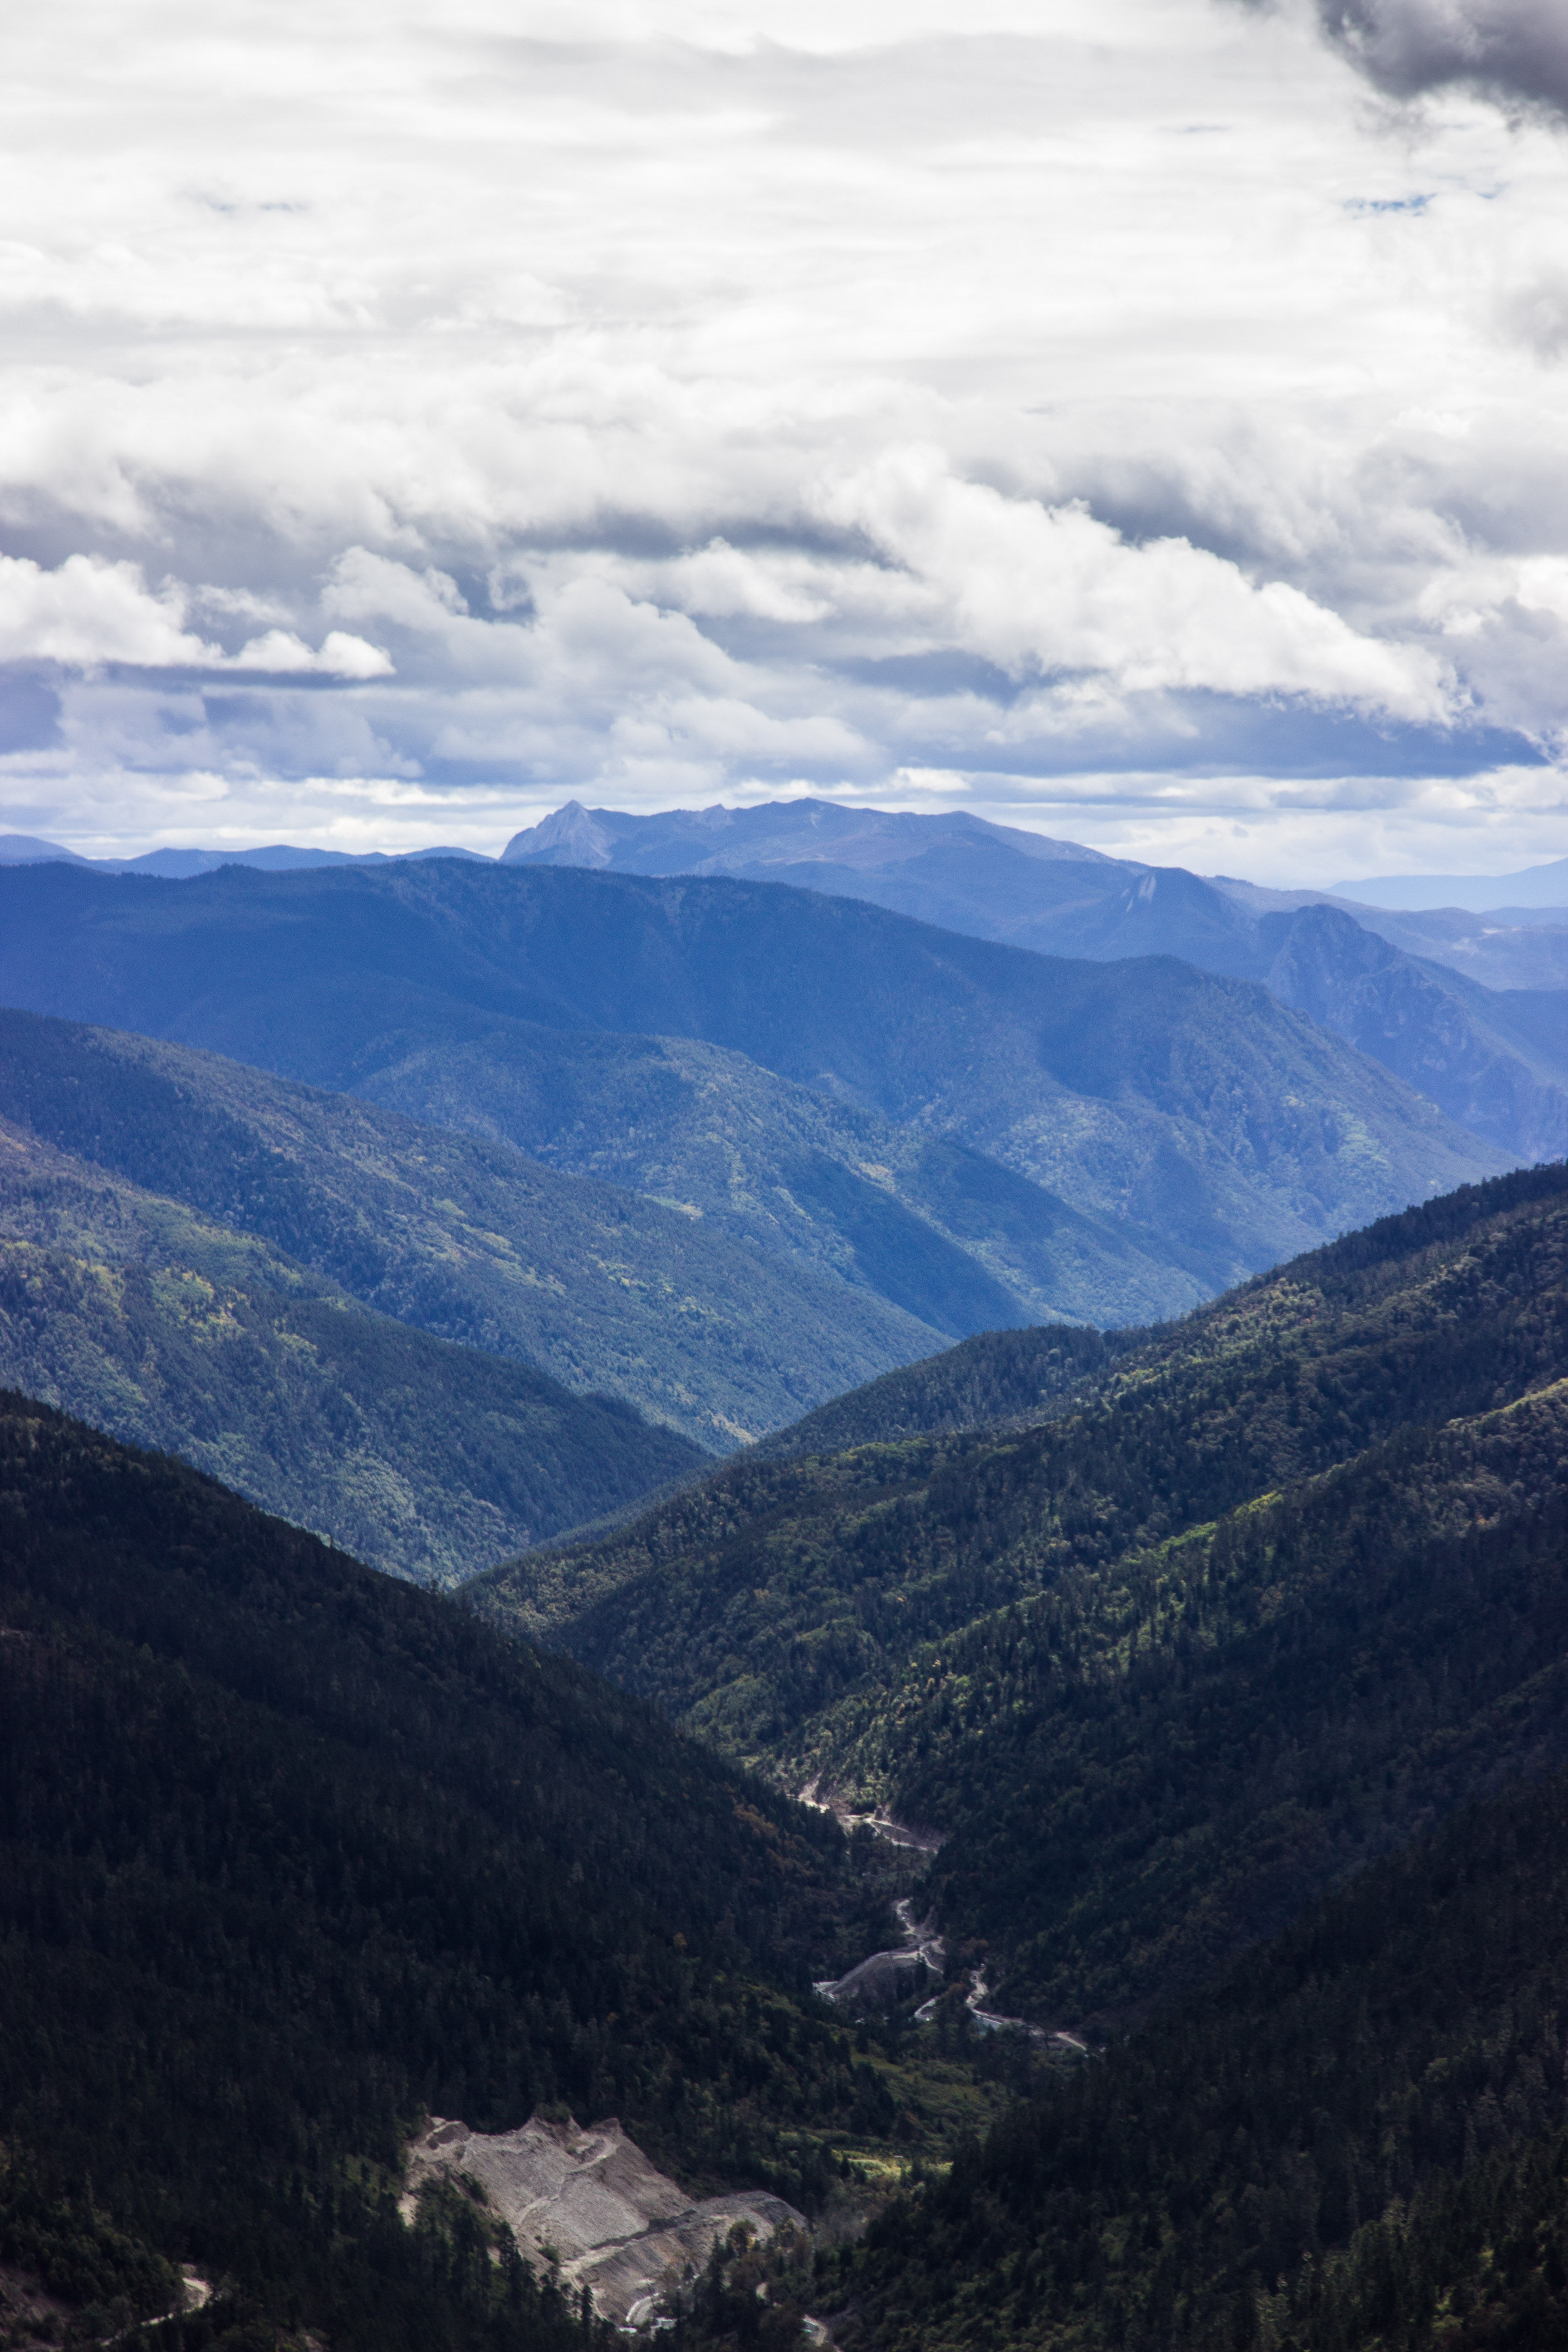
[{"left": 403, "top": 2116, "right": 805, "bottom": 2327}]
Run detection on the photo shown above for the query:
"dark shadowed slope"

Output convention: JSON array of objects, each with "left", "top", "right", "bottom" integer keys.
[
  {"left": 833, "top": 1764, "right": 1568, "bottom": 2352},
  {"left": 0, "top": 1392, "right": 898, "bottom": 2351},
  {"left": 0, "top": 860, "right": 1499, "bottom": 1307}
]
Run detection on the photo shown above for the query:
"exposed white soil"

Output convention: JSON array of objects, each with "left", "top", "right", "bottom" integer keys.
[
  {"left": 178, "top": 2266, "right": 214, "bottom": 2312},
  {"left": 797, "top": 1782, "right": 945, "bottom": 1855},
  {"left": 404, "top": 2114, "right": 806, "bottom": 2328}
]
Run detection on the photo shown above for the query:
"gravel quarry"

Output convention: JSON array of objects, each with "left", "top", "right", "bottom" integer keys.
[{"left": 404, "top": 2114, "right": 806, "bottom": 2328}]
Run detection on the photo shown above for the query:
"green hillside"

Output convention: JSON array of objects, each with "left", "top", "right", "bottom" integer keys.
[
  {"left": 751, "top": 1325, "right": 1137, "bottom": 1460},
  {"left": 357, "top": 1022, "right": 1191, "bottom": 1332},
  {"left": 921, "top": 1375, "right": 1568, "bottom": 2023},
  {"left": 0, "top": 1394, "right": 935, "bottom": 2351},
  {"left": 0, "top": 859, "right": 1499, "bottom": 1310},
  {"left": 0, "top": 1009, "right": 946, "bottom": 1450},
  {"left": 0, "top": 1117, "right": 704, "bottom": 1585},
  {"left": 479, "top": 1164, "right": 1568, "bottom": 2027}
]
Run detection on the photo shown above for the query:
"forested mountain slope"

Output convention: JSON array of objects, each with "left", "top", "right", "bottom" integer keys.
[
  {"left": 833, "top": 1764, "right": 1568, "bottom": 2352},
  {"left": 355, "top": 1021, "right": 1187, "bottom": 1333},
  {"left": 751, "top": 1326, "right": 1137, "bottom": 1461},
  {"left": 0, "top": 859, "right": 1497, "bottom": 1310},
  {"left": 0, "top": 1395, "right": 910, "bottom": 2351},
  {"left": 0, "top": 1009, "right": 945, "bottom": 1450},
  {"left": 0, "top": 1114, "right": 703, "bottom": 1584},
  {"left": 480, "top": 1164, "right": 1568, "bottom": 2028}
]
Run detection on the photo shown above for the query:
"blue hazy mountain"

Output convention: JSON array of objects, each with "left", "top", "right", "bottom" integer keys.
[
  {"left": 0, "top": 1005, "right": 958, "bottom": 1453},
  {"left": 0, "top": 859, "right": 1498, "bottom": 1322},
  {"left": 0, "top": 831, "right": 487, "bottom": 877},
  {"left": 503, "top": 800, "right": 1568, "bottom": 1163},
  {"left": 1330, "top": 852, "right": 1568, "bottom": 911}
]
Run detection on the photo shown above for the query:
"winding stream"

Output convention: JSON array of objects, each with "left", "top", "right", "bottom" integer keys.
[{"left": 802, "top": 1789, "right": 1086, "bottom": 2052}]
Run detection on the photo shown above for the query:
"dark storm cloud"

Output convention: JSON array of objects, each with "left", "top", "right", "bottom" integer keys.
[{"left": 1315, "top": 0, "right": 1568, "bottom": 122}]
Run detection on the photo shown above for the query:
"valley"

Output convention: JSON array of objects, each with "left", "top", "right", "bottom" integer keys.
[
  {"left": 481, "top": 1163, "right": 1568, "bottom": 2024},
  {"left": 5, "top": 1154, "right": 1568, "bottom": 2351},
  {"left": 0, "top": 1391, "right": 1015, "bottom": 2350},
  {"left": 0, "top": 841, "right": 1563, "bottom": 2352}
]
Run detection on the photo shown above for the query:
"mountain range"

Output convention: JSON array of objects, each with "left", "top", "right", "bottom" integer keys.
[
  {"left": 0, "top": 859, "right": 1499, "bottom": 1346},
  {"left": 500, "top": 800, "right": 1568, "bottom": 1165},
  {"left": 10, "top": 814, "right": 1567, "bottom": 918},
  {"left": 0, "top": 831, "right": 490, "bottom": 878},
  {"left": 1331, "top": 852, "right": 1568, "bottom": 910},
  {"left": 4, "top": 802, "right": 1568, "bottom": 2347},
  {"left": 11, "top": 805, "right": 1568, "bottom": 1125}
]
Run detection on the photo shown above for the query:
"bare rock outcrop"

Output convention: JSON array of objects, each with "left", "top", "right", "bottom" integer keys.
[{"left": 404, "top": 2114, "right": 805, "bottom": 2327}]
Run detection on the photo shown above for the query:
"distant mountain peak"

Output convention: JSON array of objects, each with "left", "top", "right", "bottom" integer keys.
[
  {"left": 500, "top": 795, "right": 1123, "bottom": 876},
  {"left": 1329, "top": 853, "right": 1568, "bottom": 913},
  {"left": 0, "top": 832, "right": 88, "bottom": 866},
  {"left": 502, "top": 801, "right": 622, "bottom": 866}
]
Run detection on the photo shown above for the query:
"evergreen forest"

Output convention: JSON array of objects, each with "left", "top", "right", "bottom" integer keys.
[
  {"left": 472, "top": 1162, "right": 1568, "bottom": 2348},
  {"left": 0, "top": 882, "right": 1563, "bottom": 2352},
  {"left": 0, "top": 1394, "right": 991, "bottom": 2350}
]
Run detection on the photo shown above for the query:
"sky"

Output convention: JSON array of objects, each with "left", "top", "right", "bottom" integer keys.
[{"left": 3, "top": 0, "right": 1568, "bottom": 883}]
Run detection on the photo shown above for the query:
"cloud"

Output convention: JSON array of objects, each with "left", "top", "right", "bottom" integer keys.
[
  {"left": 1312, "top": 0, "right": 1568, "bottom": 121},
  {"left": 227, "top": 629, "right": 394, "bottom": 678},
  {"left": 2, "top": 0, "right": 1567, "bottom": 880},
  {"left": 0, "top": 550, "right": 390, "bottom": 676},
  {"left": 0, "top": 552, "right": 216, "bottom": 668},
  {"left": 818, "top": 451, "right": 1456, "bottom": 721}
]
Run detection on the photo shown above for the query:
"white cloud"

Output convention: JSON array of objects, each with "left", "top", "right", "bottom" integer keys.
[
  {"left": 230, "top": 627, "right": 394, "bottom": 677},
  {"left": 0, "top": 552, "right": 216, "bottom": 667},
  {"left": 0, "top": 549, "right": 392, "bottom": 678},
  {"left": 818, "top": 451, "right": 1456, "bottom": 720},
  {"left": 1, "top": 0, "right": 1567, "bottom": 873}
]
